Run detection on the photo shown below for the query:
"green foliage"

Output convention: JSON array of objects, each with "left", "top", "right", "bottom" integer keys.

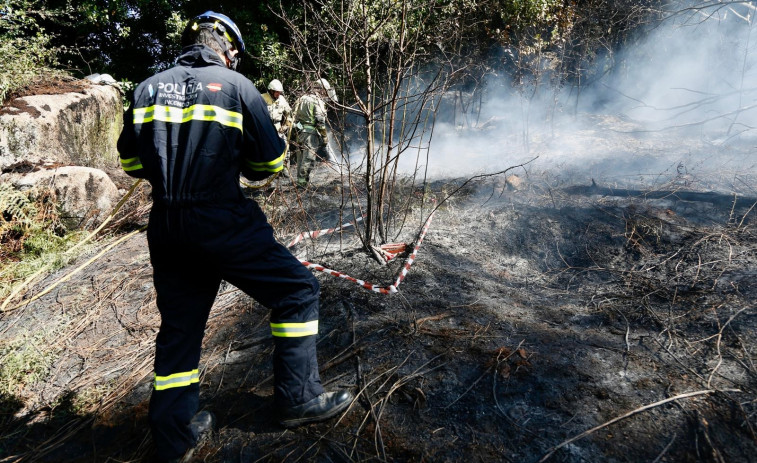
[
  {"left": 0, "top": 0, "right": 659, "bottom": 98},
  {"left": 21, "top": 230, "right": 67, "bottom": 257},
  {"left": 117, "top": 78, "right": 136, "bottom": 110},
  {"left": 7, "top": 1, "right": 303, "bottom": 93},
  {"left": 0, "top": 329, "right": 58, "bottom": 396},
  {"left": 255, "top": 32, "right": 291, "bottom": 86},
  {"left": 70, "top": 383, "right": 111, "bottom": 414},
  {"left": 0, "top": 183, "right": 36, "bottom": 230},
  {"left": 238, "top": 3, "right": 302, "bottom": 96},
  {"left": 0, "top": 0, "right": 64, "bottom": 102},
  {"left": 0, "top": 184, "right": 86, "bottom": 300},
  {"left": 165, "top": 10, "right": 187, "bottom": 46}
]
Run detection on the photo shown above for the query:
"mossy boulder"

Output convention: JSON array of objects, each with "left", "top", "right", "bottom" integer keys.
[
  {"left": 8, "top": 166, "right": 120, "bottom": 229},
  {"left": 0, "top": 83, "right": 123, "bottom": 171}
]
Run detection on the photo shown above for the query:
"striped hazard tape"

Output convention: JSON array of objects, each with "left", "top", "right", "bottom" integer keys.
[
  {"left": 289, "top": 211, "right": 436, "bottom": 295},
  {"left": 286, "top": 217, "right": 363, "bottom": 248},
  {"left": 390, "top": 211, "right": 434, "bottom": 290},
  {"left": 300, "top": 260, "right": 395, "bottom": 294}
]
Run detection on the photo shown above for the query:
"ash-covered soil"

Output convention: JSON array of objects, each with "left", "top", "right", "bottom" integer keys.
[{"left": 1, "top": 157, "right": 756, "bottom": 463}]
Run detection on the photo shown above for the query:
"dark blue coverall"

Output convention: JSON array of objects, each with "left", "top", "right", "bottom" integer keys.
[{"left": 117, "top": 44, "right": 324, "bottom": 461}]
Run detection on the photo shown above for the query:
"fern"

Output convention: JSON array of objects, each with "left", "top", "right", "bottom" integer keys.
[
  {"left": 0, "top": 182, "right": 37, "bottom": 229},
  {"left": 0, "top": 183, "right": 88, "bottom": 300}
]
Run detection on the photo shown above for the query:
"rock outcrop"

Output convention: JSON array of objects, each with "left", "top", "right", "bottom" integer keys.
[
  {"left": 8, "top": 165, "right": 120, "bottom": 229},
  {"left": 0, "top": 83, "right": 123, "bottom": 171},
  {"left": 0, "top": 79, "right": 126, "bottom": 229}
]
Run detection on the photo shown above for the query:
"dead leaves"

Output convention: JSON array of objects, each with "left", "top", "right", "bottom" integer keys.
[{"left": 487, "top": 345, "right": 531, "bottom": 379}]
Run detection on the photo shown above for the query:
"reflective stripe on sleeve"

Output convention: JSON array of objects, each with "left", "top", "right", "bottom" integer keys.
[
  {"left": 154, "top": 369, "right": 200, "bottom": 391},
  {"left": 270, "top": 320, "right": 319, "bottom": 337},
  {"left": 133, "top": 104, "right": 243, "bottom": 132},
  {"left": 120, "top": 156, "right": 143, "bottom": 172},
  {"left": 245, "top": 150, "right": 286, "bottom": 173}
]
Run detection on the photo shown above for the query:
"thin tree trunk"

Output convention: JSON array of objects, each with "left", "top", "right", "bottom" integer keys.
[
  {"left": 362, "top": 0, "right": 374, "bottom": 245},
  {"left": 377, "top": 0, "right": 408, "bottom": 243}
]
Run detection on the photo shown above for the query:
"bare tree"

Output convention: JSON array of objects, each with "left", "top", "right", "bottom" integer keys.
[{"left": 279, "top": 0, "right": 460, "bottom": 253}]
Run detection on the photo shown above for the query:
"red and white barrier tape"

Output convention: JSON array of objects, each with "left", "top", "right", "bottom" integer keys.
[
  {"left": 391, "top": 211, "right": 434, "bottom": 290},
  {"left": 300, "top": 260, "right": 395, "bottom": 294},
  {"left": 292, "top": 211, "right": 436, "bottom": 295},
  {"left": 286, "top": 217, "right": 363, "bottom": 248}
]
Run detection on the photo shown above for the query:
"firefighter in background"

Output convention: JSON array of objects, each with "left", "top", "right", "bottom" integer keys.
[
  {"left": 262, "top": 79, "right": 292, "bottom": 139},
  {"left": 117, "top": 11, "right": 352, "bottom": 462},
  {"left": 293, "top": 78, "right": 337, "bottom": 187}
]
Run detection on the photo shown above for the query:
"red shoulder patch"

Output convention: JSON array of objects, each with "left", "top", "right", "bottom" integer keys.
[{"left": 207, "top": 83, "right": 223, "bottom": 92}]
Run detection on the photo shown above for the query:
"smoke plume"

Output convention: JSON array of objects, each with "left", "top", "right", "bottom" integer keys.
[{"left": 389, "top": 2, "right": 757, "bottom": 192}]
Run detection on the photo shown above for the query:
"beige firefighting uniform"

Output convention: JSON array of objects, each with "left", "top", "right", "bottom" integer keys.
[{"left": 262, "top": 91, "right": 293, "bottom": 134}]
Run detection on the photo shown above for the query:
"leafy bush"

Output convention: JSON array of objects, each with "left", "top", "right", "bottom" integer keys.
[{"left": 0, "top": 0, "right": 64, "bottom": 102}]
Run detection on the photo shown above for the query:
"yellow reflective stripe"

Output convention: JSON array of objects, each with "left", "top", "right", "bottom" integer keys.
[
  {"left": 270, "top": 320, "right": 319, "bottom": 337},
  {"left": 246, "top": 150, "right": 286, "bottom": 173},
  {"left": 133, "top": 105, "right": 243, "bottom": 132},
  {"left": 154, "top": 369, "right": 200, "bottom": 391},
  {"left": 133, "top": 106, "right": 153, "bottom": 122},
  {"left": 120, "top": 156, "right": 143, "bottom": 172}
]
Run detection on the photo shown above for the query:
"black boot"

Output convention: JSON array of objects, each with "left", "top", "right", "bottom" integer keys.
[
  {"left": 163, "top": 411, "right": 215, "bottom": 463},
  {"left": 189, "top": 410, "right": 214, "bottom": 442},
  {"left": 278, "top": 390, "right": 353, "bottom": 428}
]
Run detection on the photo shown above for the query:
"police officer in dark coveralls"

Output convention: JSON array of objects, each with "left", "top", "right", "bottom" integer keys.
[{"left": 117, "top": 11, "right": 353, "bottom": 462}]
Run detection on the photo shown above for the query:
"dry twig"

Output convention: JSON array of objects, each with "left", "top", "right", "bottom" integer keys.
[{"left": 537, "top": 389, "right": 739, "bottom": 462}]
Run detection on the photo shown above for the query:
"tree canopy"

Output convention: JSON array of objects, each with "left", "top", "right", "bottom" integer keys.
[
  {"left": 0, "top": 0, "right": 298, "bottom": 94},
  {"left": 1, "top": 0, "right": 665, "bottom": 102}
]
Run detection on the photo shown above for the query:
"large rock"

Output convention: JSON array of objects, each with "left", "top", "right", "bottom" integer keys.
[
  {"left": 0, "top": 83, "right": 123, "bottom": 170},
  {"left": 9, "top": 166, "right": 120, "bottom": 229}
]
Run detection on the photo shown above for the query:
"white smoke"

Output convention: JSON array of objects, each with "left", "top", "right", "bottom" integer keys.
[{"left": 385, "top": 2, "right": 757, "bottom": 191}]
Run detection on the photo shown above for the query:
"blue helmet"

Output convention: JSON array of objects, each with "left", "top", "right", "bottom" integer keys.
[
  {"left": 182, "top": 11, "right": 245, "bottom": 69},
  {"left": 190, "top": 11, "right": 245, "bottom": 53}
]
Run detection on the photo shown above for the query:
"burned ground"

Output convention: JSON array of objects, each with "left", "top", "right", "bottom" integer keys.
[{"left": 0, "top": 153, "right": 756, "bottom": 463}]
